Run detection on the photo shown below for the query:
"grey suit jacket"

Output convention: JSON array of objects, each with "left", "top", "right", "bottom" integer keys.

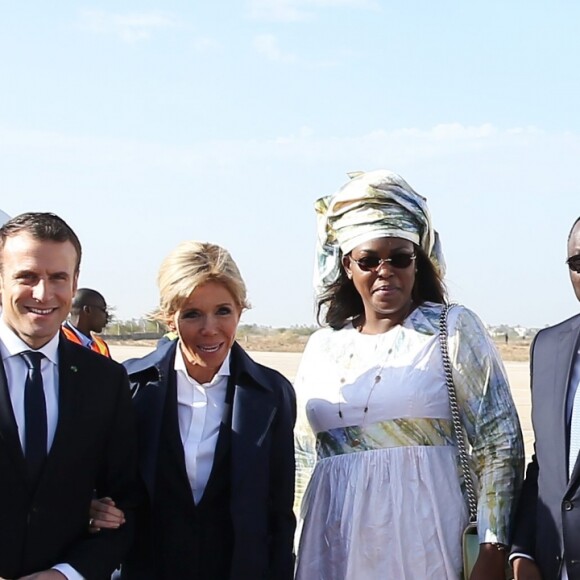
[{"left": 512, "top": 313, "right": 580, "bottom": 579}]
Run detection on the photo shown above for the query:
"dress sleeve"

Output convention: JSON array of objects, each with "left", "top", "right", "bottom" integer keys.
[
  {"left": 293, "top": 334, "right": 319, "bottom": 519},
  {"left": 446, "top": 306, "right": 525, "bottom": 545}
]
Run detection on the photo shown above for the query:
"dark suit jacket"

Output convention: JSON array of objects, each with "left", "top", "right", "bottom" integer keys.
[
  {"left": 512, "top": 313, "right": 580, "bottom": 579},
  {"left": 0, "top": 336, "right": 140, "bottom": 579},
  {"left": 121, "top": 340, "right": 297, "bottom": 580}
]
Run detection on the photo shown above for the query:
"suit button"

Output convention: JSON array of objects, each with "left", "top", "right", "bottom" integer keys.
[{"left": 564, "top": 500, "right": 574, "bottom": 511}]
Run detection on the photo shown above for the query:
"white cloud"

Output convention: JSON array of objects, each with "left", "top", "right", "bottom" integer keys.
[
  {"left": 192, "top": 36, "right": 222, "bottom": 54},
  {"left": 249, "top": 0, "right": 307, "bottom": 22},
  {"left": 2, "top": 122, "right": 579, "bottom": 327},
  {"left": 80, "top": 10, "right": 179, "bottom": 43},
  {"left": 252, "top": 33, "right": 344, "bottom": 67},
  {"left": 253, "top": 34, "right": 296, "bottom": 62},
  {"left": 247, "top": 0, "right": 378, "bottom": 22},
  {"left": 4, "top": 123, "right": 577, "bottom": 180}
]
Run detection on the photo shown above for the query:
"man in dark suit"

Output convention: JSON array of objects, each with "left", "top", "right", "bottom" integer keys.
[
  {"left": 0, "top": 212, "right": 139, "bottom": 579},
  {"left": 511, "top": 216, "right": 580, "bottom": 579}
]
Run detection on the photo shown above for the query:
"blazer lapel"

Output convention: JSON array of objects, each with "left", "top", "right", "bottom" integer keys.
[
  {"left": 40, "top": 340, "right": 82, "bottom": 484},
  {"left": 132, "top": 350, "right": 175, "bottom": 498},
  {"left": 231, "top": 382, "right": 277, "bottom": 492},
  {"left": 0, "top": 358, "right": 27, "bottom": 479},
  {"left": 229, "top": 343, "right": 278, "bottom": 491},
  {"left": 201, "top": 371, "right": 238, "bottom": 502},
  {"left": 564, "top": 320, "right": 580, "bottom": 489}
]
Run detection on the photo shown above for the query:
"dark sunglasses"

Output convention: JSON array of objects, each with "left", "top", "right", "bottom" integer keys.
[
  {"left": 350, "top": 253, "right": 416, "bottom": 272},
  {"left": 567, "top": 254, "right": 580, "bottom": 274}
]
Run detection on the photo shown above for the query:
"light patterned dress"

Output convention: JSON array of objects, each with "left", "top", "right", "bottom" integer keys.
[{"left": 294, "top": 302, "right": 524, "bottom": 580}]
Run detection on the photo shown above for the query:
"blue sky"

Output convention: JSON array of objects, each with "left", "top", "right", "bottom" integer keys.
[{"left": 1, "top": 1, "right": 579, "bottom": 328}]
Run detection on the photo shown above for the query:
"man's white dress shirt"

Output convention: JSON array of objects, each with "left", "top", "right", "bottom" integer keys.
[{"left": 0, "top": 319, "right": 82, "bottom": 580}]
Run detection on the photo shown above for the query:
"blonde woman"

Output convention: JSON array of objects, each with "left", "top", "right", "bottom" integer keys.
[{"left": 91, "top": 241, "right": 296, "bottom": 579}]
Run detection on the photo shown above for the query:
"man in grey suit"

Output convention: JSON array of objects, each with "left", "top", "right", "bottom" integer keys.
[{"left": 511, "top": 216, "right": 580, "bottom": 579}]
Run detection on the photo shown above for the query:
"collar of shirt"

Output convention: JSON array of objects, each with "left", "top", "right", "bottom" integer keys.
[
  {"left": 0, "top": 317, "right": 59, "bottom": 366},
  {"left": 173, "top": 343, "right": 231, "bottom": 387},
  {"left": 63, "top": 320, "right": 93, "bottom": 348}
]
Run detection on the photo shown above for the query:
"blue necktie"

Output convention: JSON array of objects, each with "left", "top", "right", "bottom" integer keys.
[{"left": 20, "top": 351, "right": 47, "bottom": 483}]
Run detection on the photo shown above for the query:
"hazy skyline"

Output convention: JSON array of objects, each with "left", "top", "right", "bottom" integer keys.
[{"left": 1, "top": 1, "right": 579, "bottom": 328}]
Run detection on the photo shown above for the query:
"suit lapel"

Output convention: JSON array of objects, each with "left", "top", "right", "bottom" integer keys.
[
  {"left": 40, "top": 340, "right": 82, "bottom": 484},
  {"left": 0, "top": 339, "right": 83, "bottom": 491},
  {"left": 0, "top": 358, "right": 27, "bottom": 479},
  {"left": 564, "top": 320, "right": 580, "bottom": 488},
  {"left": 202, "top": 372, "right": 237, "bottom": 501},
  {"left": 230, "top": 381, "right": 277, "bottom": 492},
  {"left": 206, "top": 421, "right": 231, "bottom": 479},
  {"left": 159, "top": 367, "right": 194, "bottom": 493},
  {"left": 132, "top": 349, "right": 175, "bottom": 498},
  {"left": 228, "top": 343, "right": 277, "bottom": 491}
]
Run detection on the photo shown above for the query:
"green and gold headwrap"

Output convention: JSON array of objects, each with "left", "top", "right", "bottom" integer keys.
[{"left": 314, "top": 169, "right": 445, "bottom": 296}]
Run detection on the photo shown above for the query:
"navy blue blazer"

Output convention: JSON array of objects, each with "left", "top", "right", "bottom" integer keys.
[
  {"left": 0, "top": 337, "right": 139, "bottom": 579},
  {"left": 123, "top": 340, "right": 296, "bottom": 579},
  {"left": 512, "top": 313, "right": 580, "bottom": 579}
]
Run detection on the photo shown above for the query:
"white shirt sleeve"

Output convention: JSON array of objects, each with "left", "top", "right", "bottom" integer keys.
[{"left": 52, "top": 563, "right": 85, "bottom": 579}]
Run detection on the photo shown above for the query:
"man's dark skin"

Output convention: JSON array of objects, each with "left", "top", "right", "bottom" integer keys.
[{"left": 68, "top": 288, "right": 109, "bottom": 337}]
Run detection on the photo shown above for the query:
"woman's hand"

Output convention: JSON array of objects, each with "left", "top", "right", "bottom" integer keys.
[
  {"left": 89, "top": 496, "right": 125, "bottom": 533},
  {"left": 468, "top": 543, "right": 508, "bottom": 580}
]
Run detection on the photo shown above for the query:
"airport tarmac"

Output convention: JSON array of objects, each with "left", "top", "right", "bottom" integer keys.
[{"left": 110, "top": 344, "right": 534, "bottom": 462}]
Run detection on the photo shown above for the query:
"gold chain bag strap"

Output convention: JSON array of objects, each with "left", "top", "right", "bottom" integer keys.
[{"left": 438, "top": 304, "right": 479, "bottom": 579}]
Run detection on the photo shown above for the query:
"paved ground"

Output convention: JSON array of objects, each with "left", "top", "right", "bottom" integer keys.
[{"left": 110, "top": 344, "right": 534, "bottom": 462}]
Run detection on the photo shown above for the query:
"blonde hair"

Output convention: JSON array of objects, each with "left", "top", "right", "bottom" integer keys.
[{"left": 153, "top": 241, "right": 249, "bottom": 325}]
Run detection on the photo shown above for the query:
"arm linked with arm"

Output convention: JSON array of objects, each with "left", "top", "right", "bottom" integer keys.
[{"left": 61, "top": 366, "right": 141, "bottom": 578}]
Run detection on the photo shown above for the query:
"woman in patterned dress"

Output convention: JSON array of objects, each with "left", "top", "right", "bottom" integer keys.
[{"left": 294, "top": 170, "right": 524, "bottom": 580}]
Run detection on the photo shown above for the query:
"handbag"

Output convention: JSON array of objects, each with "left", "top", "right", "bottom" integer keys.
[{"left": 438, "top": 304, "right": 479, "bottom": 579}]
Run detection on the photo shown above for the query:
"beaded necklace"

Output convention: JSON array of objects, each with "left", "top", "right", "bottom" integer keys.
[{"left": 336, "top": 325, "right": 399, "bottom": 445}]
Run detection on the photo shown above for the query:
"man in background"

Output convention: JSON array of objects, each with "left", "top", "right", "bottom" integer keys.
[
  {"left": 511, "top": 216, "right": 580, "bottom": 579},
  {"left": 62, "top": 288, "right": 111, "bottom": 357}
]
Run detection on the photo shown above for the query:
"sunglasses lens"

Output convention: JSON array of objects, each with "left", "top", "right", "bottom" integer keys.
[
  {"left": 568, "top": 256, "right": 580, "bottom": 273},
  {"left": 356, "top": 257, "right": 380, "bottom": 271},
  {"left": 353, "top": 254, "right": 415, "bottom": 271},
  {"left": 390, "top": 254, "right": 414, "bottom": 269}
]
